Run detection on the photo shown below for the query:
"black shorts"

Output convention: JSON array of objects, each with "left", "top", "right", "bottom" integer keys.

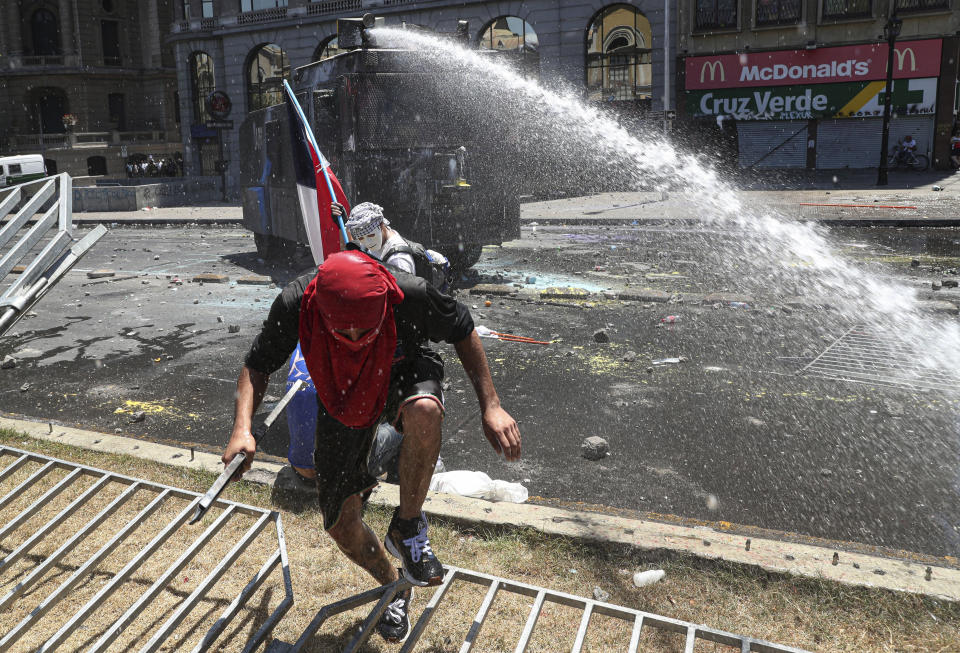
[{"left": 314, "top": 354, "right": 444, "bottom": 531}]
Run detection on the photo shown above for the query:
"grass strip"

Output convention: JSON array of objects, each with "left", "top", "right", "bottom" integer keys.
[{"left": 0, "top": 428, "right": 957, "bottom": 652}]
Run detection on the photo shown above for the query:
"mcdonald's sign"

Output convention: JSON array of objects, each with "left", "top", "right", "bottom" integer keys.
[{"left": 685, "top": 39, "right": 941, "bottom": 90}]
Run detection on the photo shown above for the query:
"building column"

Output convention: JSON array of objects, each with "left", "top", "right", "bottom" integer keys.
[
  {"left": 145, "top": 0, "right": 161, "bottom": 68},
  {"left": 7, "top": 2, "right": 23, "bottom": 60},
  {"left": 58, "top": 0, "right": 76, "bottom": 58}
]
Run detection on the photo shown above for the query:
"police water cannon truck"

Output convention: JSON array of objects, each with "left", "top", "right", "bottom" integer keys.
[{"left": 239, "top": 14, "right": 522, "bottom": 271}]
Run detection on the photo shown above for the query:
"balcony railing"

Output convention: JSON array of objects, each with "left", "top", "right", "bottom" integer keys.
[
  {"left": 756, "top": 0, "right": 803, "bottom": 25},
  {"left": 822, "top": 0, "right": 872, "bottom": 19},
  {"left": 307, "top": 0, "right": 360, "bottom": 15},
  {"left": 21, "top": 55, "right": 64, "bottom": 66},
  {"left": 894, "top": 0, "right": 950, "bottom": 11},
  {"left": 7, "top": 130, "right": 176, "bottom": 151},
  {"left": 237, "top": 7, "right": 287, "bottom": 24}
]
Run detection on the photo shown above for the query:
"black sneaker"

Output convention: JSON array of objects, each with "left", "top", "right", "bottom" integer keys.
[
  {"left": 377, "top": 576, "right": 412, "bottom": 643},
  {"left": 384, "top": 509, "right": 444, "bottom": 586}
]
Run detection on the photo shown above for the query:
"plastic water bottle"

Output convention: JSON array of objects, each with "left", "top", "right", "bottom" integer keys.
[
  {"left": 661, "top": 315, "right": 678, "bottom": 324},
  {"left": 632, "top": 569, "right": 665, "bottom": 588}
]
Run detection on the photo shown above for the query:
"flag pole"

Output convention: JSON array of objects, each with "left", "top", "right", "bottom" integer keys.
[{"left": 283, "top": 80, "right": 350, "bottom": 245}]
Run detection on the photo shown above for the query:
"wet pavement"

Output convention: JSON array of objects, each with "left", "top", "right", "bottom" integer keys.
[{"left": 1, "top": 220, "right": 959, "bottom": 559}]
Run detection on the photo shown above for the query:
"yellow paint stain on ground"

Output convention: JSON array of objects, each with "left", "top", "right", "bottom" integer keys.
[
  {"left": 114, "top": 400, "right": 198, "bottom": 421},
  {"left": 586, "top": 352, "right": 623, "bottom": 375}
]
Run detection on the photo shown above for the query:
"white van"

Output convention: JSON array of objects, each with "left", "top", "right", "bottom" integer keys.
[{"left": 0, "top": 154, "right": 47, "bottom": 188}]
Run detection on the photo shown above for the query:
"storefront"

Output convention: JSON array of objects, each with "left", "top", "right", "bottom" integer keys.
[{"left": 682, "top": 40, "right": 943, "bottom": 169}]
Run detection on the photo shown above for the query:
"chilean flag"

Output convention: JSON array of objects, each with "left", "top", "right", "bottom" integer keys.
[{"left": 283, "top": 80, "right": 350, "bottom": 264}]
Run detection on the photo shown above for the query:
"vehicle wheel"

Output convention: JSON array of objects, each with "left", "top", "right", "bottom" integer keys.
[
  {"left": 445, "top": 244, "right": 483, "bottom": 274},
  {"left": 912, "top": 154, "right": 929, "bottom": 171}
]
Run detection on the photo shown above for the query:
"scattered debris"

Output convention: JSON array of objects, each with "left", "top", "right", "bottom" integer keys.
[
  {"left": 882, "top": 400, "right": 905, "bottom": 417},
  {"left": 19, "top": 382, "right": 31, "bottom": 392},
  {"left": 86, "top": 269, "right": 116, "bottom": 279},
  {"left": 581, "top": 436, "right": 609, "bottom": 460},
  {"left": 429, "top": 471, "right": 528, "bottom": 502},
  {"left": 592, "top": 329, "right": 609, "bottom": 343},
  {"left": 652, "top": 357, "right": 686, "bottom": 365},
  {"left": 228, "top": 324, "right": 241, "bottom": 333},
  {"left": 128, "top": 410, "right": 146, "bottom": 423},
  {"left": 216, "top": 316, "right": 224, "bottom": 323},
  {"left": 193, "top": 298, "right": 200, "bottom": 304},
  {"left": 622, "top": 350, "right": 638, "bottom": 362},
  {"left": 932, "top": 280, "right": 942, "bottom": 291},
  {"left": 660, "top": 315, "right": 679, "bottom": 324},
  {"left": 592, "top": 587, "right": 610, "bottom": 602},
  {"left": 911, "top": 259, "right": 920, "bottom": 268},
  {"left": 632, "top": 569, "right": 665, "bottom": 588},
  {"left": 2, "top": 355, "right": 18, "bottom": 369}
]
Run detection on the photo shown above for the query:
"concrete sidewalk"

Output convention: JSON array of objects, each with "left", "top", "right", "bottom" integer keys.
[
  {"left": 2, "top": 414, "right": 958, "bottom": 604},
  {"left": 64, "top": 169, "right": 960, "bottom": 227},
  {"left": 522, "top": 169, "right": 960, "bottom": 226}
]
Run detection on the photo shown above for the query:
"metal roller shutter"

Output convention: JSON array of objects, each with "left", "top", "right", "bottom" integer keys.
[
  {"left": 889, "top": 116, "right": 935, "bottom": 156},
  {"left": 816, "top": 119, "right": 882, "bottom": 169},
  {"left": 737, "top": 121, "right": 807, "bottom": 168}
]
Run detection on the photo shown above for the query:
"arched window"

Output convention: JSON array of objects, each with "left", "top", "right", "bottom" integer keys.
[
  {"left": 585, "top": 5, "right": 652, "bottom": 104},
  {"left": 28, "top": 87, "right": 69, "bottom": 134},
  {"left": 247, "top": 43, "right": 290, "bottom": 111},
  {"left": 190, "top": 51, "right": 216, "bottom": 123},
  {"left": 30, "top": 8, "right": 61, "bottom": 56},
  {"left": 312, "top": 36, "right": 342, "bottom": 63},
  {"left": 477, "top": 16, "right": 539, "bottom": 77}
]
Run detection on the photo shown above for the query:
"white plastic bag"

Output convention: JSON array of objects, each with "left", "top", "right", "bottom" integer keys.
[
  {"left": 632, "top": 569, "right": 665, "bottom": 588},
  {"left": 429, "top": 471, "right": 528, "bottom": 503}
]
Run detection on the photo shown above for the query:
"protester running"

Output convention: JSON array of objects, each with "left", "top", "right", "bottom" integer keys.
[{"left": 220, "top": 250, "right": 520, "bottom": 643}]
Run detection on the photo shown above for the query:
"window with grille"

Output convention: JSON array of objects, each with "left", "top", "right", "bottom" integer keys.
[
  {"left": 247, "top": 43, "right": 290, "bottom": 111},
  {"left": 695, "top": 0, "right": 739, "bottom": 29},
  {"left": 585, "top": 5, "right": 653, "bottom": 104},
  {"left": 190, "top": 51, "right": 216, "bottom": 123},
  {"left": 756, "top": 0, "right": 802, "bottom": 25},
  {"left": 894, "top": 0, "right": 949, "bottom": 11},
  {"left": 822, "top": 0, "right": 872, "bottom": 18}
]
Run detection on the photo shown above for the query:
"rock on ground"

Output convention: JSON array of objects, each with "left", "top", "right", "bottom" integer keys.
[{"left": 581, "top": 436, "right": 609, "bottom": 460}]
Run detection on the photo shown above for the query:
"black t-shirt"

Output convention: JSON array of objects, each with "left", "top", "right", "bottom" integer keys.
[{"left": 244, "top": 267, "right": 474, "bottom": 375}]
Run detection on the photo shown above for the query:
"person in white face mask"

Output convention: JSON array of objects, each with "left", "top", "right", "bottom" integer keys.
[{"left": 335, "top": 201, "right": 416, "bottom": 276}]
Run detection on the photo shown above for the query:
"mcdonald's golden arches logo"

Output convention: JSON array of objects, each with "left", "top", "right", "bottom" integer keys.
[
  {"left": 700, "top": 60, "right": 725, "bottom": 83},
  {"left": 894, "top": 47, "right": 917, "bottom": 72}
]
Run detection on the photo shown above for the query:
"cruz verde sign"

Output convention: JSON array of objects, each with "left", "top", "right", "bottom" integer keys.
[
  {"left": 684, "top": 39, "right": 941, "bottom": 120},
  {"left": 687, "top": 77, "right": 937, "bottom": 120}
]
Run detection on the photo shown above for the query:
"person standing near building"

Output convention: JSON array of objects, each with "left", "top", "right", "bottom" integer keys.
[{"left": 221, "top": 250, "right": 520, "bottom": 643}]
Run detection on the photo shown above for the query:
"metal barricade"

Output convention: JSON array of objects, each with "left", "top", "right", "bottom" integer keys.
[
  {"left": 0, "top": 445, "right": 293, "bottom": 652},
  {"left": 269, "top": 565, "right": 809, "bottom": 653},
  {"left": 0, "top": 173, "right": 106, "bottom": 336}
]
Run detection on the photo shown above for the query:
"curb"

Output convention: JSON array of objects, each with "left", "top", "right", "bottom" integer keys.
[
  {"left": 71, "top": 217, "right": 244, "bottom": 226},
  {"left": 1, "top": 414, "right": 958, "bottom": 603},
  {"left": 519, "top": 216, "right": 960, "bottom": 227}
]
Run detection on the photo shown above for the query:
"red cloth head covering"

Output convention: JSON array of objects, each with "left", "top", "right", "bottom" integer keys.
[{"left": 299, "top": 251, "right": 404, "bottom": 428}]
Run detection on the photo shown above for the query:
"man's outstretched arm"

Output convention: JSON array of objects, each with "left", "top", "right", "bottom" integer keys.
[
  {"left": 221, "top": 366, "right": 270, "bottom": 479},
  {"left": 454, "top": 329, "right": 521, "bottom": 461}
]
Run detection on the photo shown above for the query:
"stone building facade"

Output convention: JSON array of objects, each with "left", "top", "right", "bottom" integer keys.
[
  {"left": 0, "top": 0, "right": 181, "bottom": 178},
  {"left": 167, "top": 0, "right": 677, "bottom": 195},
  {"left": 677, "top": 0, "right": 960, "bottom": 169}
]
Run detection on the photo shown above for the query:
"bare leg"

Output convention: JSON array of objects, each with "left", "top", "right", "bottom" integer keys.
[
  {"left": 396, "top": 398, "right": 443, "bottom": 520},
  {"left": 327, "top": 494, "right": 398, "bottom": 585},
  {"left": 293, "top": 465, "right": 316, "bottom": 479}
]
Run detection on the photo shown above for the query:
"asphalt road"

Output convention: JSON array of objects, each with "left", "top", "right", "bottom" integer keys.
[{"left": 2, "top": 221, "right": 959, "bottom": 559}]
